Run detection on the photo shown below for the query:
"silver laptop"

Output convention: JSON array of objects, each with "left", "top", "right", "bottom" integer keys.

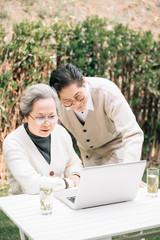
[{"left": 54, "top": 160, "right": 146, "bottom": 209}]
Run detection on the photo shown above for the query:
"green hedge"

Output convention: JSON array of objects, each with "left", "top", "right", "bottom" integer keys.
[{"left": 0, "top": 16, "right": 159, "bottom": 162}]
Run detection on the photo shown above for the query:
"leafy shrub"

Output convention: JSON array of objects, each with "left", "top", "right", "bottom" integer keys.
[{"left": 0, "top": 16, "right": 159, "bottom": 163}]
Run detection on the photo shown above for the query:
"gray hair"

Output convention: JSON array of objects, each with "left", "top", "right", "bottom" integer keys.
[{"left": 20, "top": 83, "right": 59, "bottom": 118}]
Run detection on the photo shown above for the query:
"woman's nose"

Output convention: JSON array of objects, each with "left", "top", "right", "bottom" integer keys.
[{"left": 43, "top": 119, "right": 50, "bottom": 125}]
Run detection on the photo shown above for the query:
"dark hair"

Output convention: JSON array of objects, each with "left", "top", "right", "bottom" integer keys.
[{"left": 49, "top": 63, "right": 83, "bottom": 95}]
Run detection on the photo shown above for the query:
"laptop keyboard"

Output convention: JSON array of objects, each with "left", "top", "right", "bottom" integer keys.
[{"left": 66, "top": 196, "right": 76, "bottom": 203}]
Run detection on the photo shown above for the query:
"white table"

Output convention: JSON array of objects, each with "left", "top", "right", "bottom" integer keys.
[{"left": 0, "top": 188, "right": 160, "bottom": 240}]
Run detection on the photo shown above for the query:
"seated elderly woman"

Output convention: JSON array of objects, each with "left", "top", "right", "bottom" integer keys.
[{"left": 3, "top": 83, "right": 82, "bottom": 195}]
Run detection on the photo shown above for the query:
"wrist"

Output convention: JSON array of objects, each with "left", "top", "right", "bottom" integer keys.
[{"left": 63, "top": 178, "right": 74, "bottom": 189}]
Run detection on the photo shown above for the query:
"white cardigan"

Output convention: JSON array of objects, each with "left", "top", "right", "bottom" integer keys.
[{"left": 3, "top": 124, "right": 82, "bottom": 194}]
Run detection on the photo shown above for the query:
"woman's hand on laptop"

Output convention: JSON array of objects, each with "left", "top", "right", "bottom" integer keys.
[
  {"left": 51, "top": 176, "right": 79, "bottom": 191},
  {"left": 140, "top": 180, "right": 146, "bottom": 188},
  {"left": 51, "top": 177, "right": 66, "bottom": 191},
  {"left": 69, "top": 174, "right": 80, "bottom": 187}
]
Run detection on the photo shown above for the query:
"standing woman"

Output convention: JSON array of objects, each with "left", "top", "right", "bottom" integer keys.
[
  {"left": 50, "top": 63, "right": 144, "bottom": 167},
  {"left": 3, "top": 84, "right": 82, "bottom": 195}
]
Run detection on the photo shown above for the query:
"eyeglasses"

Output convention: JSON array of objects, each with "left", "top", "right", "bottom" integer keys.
[
  {"left": 29, "top": 114, "right": 59, "bottom": 125},
  {"left": 61, "top": 92, "right": 86, "bottom": 107}
]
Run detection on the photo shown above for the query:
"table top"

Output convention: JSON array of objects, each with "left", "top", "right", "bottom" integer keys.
[{"left": 0, "top": 188, "right": 160, "bottom": 240}]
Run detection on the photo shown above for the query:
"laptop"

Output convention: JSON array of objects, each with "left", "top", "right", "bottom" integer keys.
[{"left": 54, "top": 160, "right": 146, "bottom": 209}]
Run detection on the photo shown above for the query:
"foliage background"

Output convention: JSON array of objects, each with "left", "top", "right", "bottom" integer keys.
[
  {"left": 0, "top": 16, "right": 160, "bottom": 172},
  {"left": 0, "top": 0, "right": 160, "bottom": 182},
  {"left": 0, "top": 2, "right": 160, "bottom": 239}
]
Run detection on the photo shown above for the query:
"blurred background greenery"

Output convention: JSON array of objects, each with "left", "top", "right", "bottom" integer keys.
[{"left": 0, "top": 1, "right": 160, "bottom": 239}]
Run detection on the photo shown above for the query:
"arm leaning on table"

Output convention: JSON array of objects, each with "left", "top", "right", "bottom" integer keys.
[{"left": 2, "top": 124, "right": 82, "bottom": 195}]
